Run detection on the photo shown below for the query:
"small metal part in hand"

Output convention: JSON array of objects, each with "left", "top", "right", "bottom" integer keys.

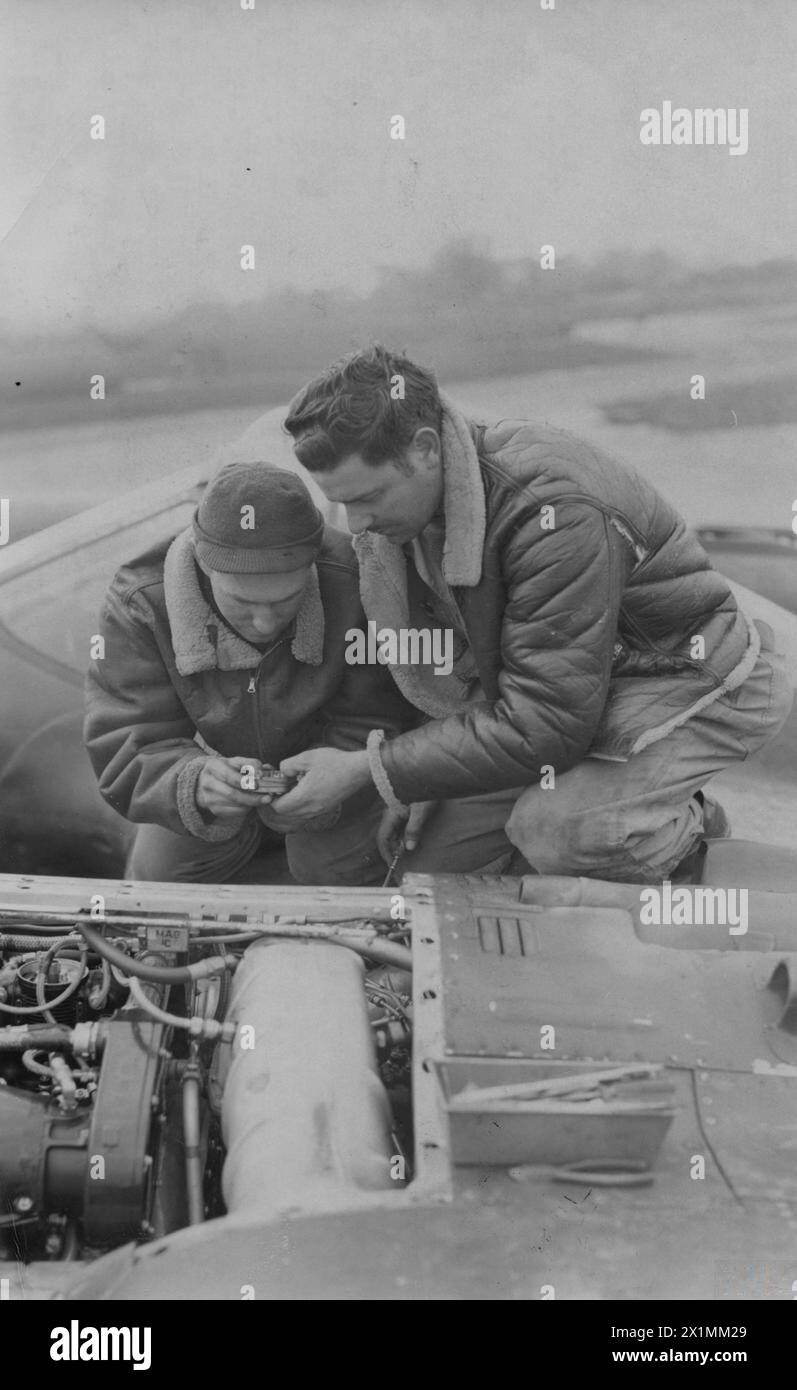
[
  {"left": 382, "top": 844, "right": 404, "bottom": 889},
  {"left": 256, "top": 772, "right": 296, "bottom": 796}
]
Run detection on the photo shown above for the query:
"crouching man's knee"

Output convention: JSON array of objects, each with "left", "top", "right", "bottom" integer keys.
[
  {"left": 506, "top": 787, "right": 565, "bottom": 868},
  {"left": 505, "top": 784, "right": 615, "bottom": 878}
]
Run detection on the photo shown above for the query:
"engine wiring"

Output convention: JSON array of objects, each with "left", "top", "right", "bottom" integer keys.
[{"left": 1, "top": 895, "right": 416, "bottom": 1261}]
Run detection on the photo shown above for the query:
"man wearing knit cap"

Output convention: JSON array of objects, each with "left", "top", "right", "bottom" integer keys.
[{"left": 84, "top": 461, "right": 415, "bottom": 885}]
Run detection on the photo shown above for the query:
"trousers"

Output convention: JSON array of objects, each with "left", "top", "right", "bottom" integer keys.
[
  {"left": 505, "top": 622, "right": 792, "bottom": 881},
  {"left": 126, "top": 779, "right": 522, "bottom": 886}
]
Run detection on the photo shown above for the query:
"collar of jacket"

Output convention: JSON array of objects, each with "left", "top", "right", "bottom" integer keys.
[
  {"left": 163, "top": 527, "right": 325, "bottom": 676},
  {"left": 352, "top": 396, "right": 485, "bottom": 719}
]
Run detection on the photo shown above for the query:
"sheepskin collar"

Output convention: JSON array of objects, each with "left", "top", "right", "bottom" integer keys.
[
  {"left": 163, "top": 528, "right": 324, "bottom": 676},
  {"left": 352, "top": 397, "right": 485, "bottom": 718}
]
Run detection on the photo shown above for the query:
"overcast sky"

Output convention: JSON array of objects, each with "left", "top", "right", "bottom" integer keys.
[{"left": 1, "top": 0, "right": 795, "bottom": 332}]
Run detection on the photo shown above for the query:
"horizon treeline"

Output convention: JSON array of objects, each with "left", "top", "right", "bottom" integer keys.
[{"left": 4, "top": 241, "right": 797, "bottom": 427}]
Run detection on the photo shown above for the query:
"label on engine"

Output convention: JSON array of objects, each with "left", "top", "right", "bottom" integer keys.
[{"left": 145, "top": 925, "right": 190, "bottom": 953}]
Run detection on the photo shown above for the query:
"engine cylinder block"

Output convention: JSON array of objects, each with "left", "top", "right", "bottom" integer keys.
[{"left": 220, "top": 940, "right": 395, "bottom": 1216}]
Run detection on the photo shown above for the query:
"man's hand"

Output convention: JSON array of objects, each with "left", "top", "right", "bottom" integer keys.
[
  {"left": 195, "top": 755, "right": 269, "bottom": 821},
  {"left": 377, "top": 801, "right": 437, "bottom": 864},
  {"left": 276, "top": 747, "right": 372, "bottom": 818}
]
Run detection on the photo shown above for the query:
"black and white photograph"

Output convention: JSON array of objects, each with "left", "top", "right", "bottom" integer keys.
[{"left": 1, "top": 0, "right": 796, "bottom": 1335}]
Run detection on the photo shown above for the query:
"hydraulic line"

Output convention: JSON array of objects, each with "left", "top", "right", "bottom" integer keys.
[
  {"left": 182, "top": 1060, "right": 204, "bottom": 1225},
  {"left": 88, "top": 958, "right": 112, "bottom": 1011},
  {"left": 0, "top": 1027, "right": 79, "bottom": 1051},
  {"left": 329, "top": 935, "right": 411, "bottom": 970},
  {"left": 0, "top": 1021, "right": 105, "bottom": 1054},
  {"left": 126, "top": 975, "right": 236, "bottom": 1041},
  {"left": 0, "top": 935, "right": 77, "bottom": 951},
  {"left": 21, "top": 1048, "right": 94, "bottom": 1080}
]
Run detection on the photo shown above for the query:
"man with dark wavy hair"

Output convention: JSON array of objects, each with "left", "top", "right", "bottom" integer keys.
[{"left": 270, "top": 345, "right": 793, "bottom": 884}]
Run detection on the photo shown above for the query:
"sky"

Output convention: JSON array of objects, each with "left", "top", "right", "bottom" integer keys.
[{"left": 1, "top": 0, "right": 796, "bottom": 332}]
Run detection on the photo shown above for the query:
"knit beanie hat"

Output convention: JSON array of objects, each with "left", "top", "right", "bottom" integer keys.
[{"left": 192, "top": 462, "right": 324, "bottom": 573}]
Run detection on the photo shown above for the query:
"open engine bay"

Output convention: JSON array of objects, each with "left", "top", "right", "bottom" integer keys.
[{"left": 2, "top": 867, "right": 797, "bottom": 1301}]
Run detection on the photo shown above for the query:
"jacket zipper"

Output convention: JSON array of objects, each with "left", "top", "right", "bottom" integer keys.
[
  {"left": 246, "top": 633, "right": 291, "bottom": 763},
  {"left": 248, "top": 668, "right": 265, "bottom": 762}
]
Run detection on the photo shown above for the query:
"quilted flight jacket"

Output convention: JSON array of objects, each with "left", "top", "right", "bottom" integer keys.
[{"left": 358, "top": 409, "right": 760, "bottom": 807}]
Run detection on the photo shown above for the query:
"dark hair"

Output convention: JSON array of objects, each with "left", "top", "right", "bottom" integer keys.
[{"left": 283, "top": 345, "right": 442, "bottom": 472}]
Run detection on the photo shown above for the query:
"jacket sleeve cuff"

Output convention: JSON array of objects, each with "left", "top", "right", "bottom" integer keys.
[
  {"left": 366, "top": 729, "right": 409, "bottom": 815},
  {"left": 176, "top": 755, "right": 247, "bottom": 842}
]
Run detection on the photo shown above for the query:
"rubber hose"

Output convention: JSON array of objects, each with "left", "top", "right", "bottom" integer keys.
[
  {"left": 76, "top": 922, "right": 197, "bottom": 982},
  {"left": 182, "top": 1074, "right": 204, "bottom": 1225},
  {"left": 0, "top": 1027, "right": 75, "bottom": 1050}
]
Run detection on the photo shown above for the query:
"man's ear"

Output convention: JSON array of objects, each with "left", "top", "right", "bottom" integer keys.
[{"left": 411, "top": 426, "right": 441, "bottom": 466}]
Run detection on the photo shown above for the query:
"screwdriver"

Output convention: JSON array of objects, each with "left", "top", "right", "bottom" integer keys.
[{"left": 381, "top": 842, "right": 405, "bottom": 889}]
